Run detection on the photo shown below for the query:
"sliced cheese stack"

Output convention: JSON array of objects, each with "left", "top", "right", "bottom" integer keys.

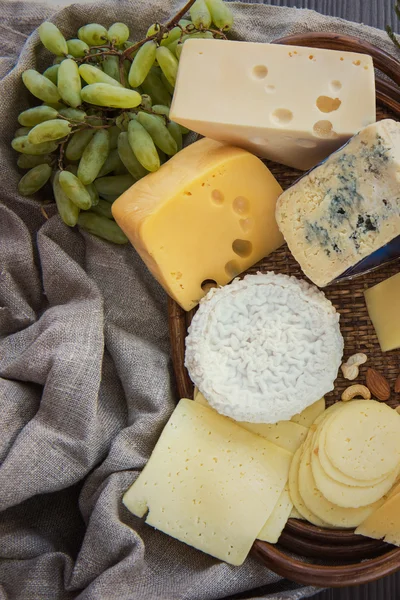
[
  {"left": 289, "top": 400, "right": 400, "bottom": 529},
  {"left": 170, "top": 39, "right": 376, "bottom": 170},
  {"left": 123, "top": 399, "right": 293, "bottom": 565},
  {"left": 356, "top": 483, "right": 400, "bottom": 545},
  {"left": 364, "top": 272, "right": 400, "bottom": 352},
  {"left": 276, "top": 119, "right": 400, "bottom": 287},
  {"left": 112, "top": 138, "right": 284, "bottom": 311}
]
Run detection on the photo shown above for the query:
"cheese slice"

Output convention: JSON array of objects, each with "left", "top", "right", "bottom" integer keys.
[
  {"left": 257, "top": 485, "right": 293, "bottom": 543},
  {"left": 112, "top": 138, "right": 283, "bottom": 311},
  {"left": 123, "top": 399, "right": 292, "bottom": 566},
  {"left": 289, "top": 507, "right": 305, "bottom": 520},
  {"left": 195, "top": 392, "right": 308, "bottom": 453},
  {"left": 290, "top": 397, "right": 325, "bottom": 428},
  {"left": 170, "top": 39, "right": 376, "bottom": 171},
  {"left": 364, "top": 272, "right": 400, "bottom": 352},
  {"left": 356, "top": 492, "right": 400, "bottom": 546},
  {"left": 276, "top": 120, "right": 400, "bottom": 287}
]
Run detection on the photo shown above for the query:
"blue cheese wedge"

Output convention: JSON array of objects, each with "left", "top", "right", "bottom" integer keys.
[
  {"left": 123, "top": 399, "right": 292, "bottom": 566},
  {"left": 276, "top": 119, "right": 400, "bottom": 287}
]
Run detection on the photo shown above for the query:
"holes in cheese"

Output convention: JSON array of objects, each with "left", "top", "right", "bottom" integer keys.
[
  {"left": 271, "top": 108, "right": 293, "bottom": 125},
  {"left": 112, "top": 138, "right": 284, "bottom": 311},
  {"left": 330, "top": 80, "right": 342, "bottom": 92},
  {"left": 232, "top": 239, "right": 252, "bottom": 258},
  {"left": 201, "top": 279, "right": 217, "bottom": 293},
  {"left": 312, "top": 119, "right": 336, "bottom": 138},
  {"left": 252, "top": 65, "right": 268, "bottom": 79},
  {"left": 123, "top": 399, "right": 292, "bottom": 566},
  {"left": 316, "top": 96, "right": 341, "bottom": 113}
]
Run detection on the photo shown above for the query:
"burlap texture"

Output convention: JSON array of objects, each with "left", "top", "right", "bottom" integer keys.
[{"left": 0, "top": 1, "right": 398, "bottom": 598}]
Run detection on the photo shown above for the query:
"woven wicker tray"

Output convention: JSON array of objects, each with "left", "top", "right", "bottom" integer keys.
[{"left": 168, "top": 33, "right": 400, "bottom": 588}]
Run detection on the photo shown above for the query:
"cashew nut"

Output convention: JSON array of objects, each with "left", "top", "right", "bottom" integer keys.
[
  {"left": 341, "top": 353, "right": 368, "bottom": 380},
  {"left": 341, "top": 384, "right": 371, "bottom": 402}
]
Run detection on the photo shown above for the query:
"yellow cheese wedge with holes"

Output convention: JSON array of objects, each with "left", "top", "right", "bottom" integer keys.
[
  {"left": 195, "top": 392, "right": 308, "bottom": 454},
  {"left": 123, "top": 399, "right": 292, "bottom": 565},
  {"left": 112, "top": 138, "right": 284, "bottom": 311}
]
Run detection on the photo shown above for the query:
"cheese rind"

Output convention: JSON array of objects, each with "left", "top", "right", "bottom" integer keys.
[
  {"left": 364, "top": 272, "right": 400, "bottom": 352},
  {"left": 171, "top": 39, "right": 376, "bottom": 170},
  {"left": 276, "top": 120, "right": 400, "bottom": 287},
  {"left": 112, "top": 138, "right": 283, "bottom": 311},
  {"left": 123, "top": 399, "right": 292, "bottom": 565}
]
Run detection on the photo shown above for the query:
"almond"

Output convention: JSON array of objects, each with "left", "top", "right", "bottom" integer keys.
[
  {"left": 366, "top": 368, "right": 391, "bottom": 402},
  {"left": 395, "top": 374, "right": 400, "bottom": 394}
]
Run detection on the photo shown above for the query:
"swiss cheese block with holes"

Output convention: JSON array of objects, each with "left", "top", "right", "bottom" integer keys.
[
  {"left": 123, "top": 399, "right": 292, "bottom": 566},
  {"left": 170, "top": 39, "right": 375, "bottom": 171},
  {"left": 276, "top": 119, "right": 400, "bottom": 287},
  {"left": 195, "top": 391, "right": 308, "bottom": 454},
  {"left": 324, "top": 400, "right": 400, "bottom": 481},
  {"left": 112, "top": 138, "right": 283, "bottom": 311},
  {"left": 364, "top": 272, "right": 400, "bottom": 352}
]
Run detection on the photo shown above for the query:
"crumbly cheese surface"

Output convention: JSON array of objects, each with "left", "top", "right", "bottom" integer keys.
[
  {"left": 123, "top": 399, "right": 292, "bottom": 565},
  {"left": 185, "top": 272, "right": 343, "bottom": 424},
  {"left": 276, "top": 119, "right": 400, "bottom": 287}
]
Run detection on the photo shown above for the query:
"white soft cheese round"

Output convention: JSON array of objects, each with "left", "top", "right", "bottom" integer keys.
[{"left": 185, "top": 272, "right": 343, "bottom": 424}]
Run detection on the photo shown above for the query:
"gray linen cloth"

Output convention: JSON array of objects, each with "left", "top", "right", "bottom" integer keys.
[{"left": 0, "top": 1, "right": 398, "bottom": 598}]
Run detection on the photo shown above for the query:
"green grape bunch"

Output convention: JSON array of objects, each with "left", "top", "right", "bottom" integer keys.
[{"left": 12, "top": 0, "right": 234, "bottom": 244}]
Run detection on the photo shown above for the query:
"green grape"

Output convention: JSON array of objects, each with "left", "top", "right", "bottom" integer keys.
[
  {"left": 17, "top": 154, "right": 53, "bottom": 169},
  {"left": 98, "top": 193, "right": 119, "bottom": 203},
  {"left": 205, "top": 0, "right": 233, "bottom": 30},
  {"left": 43, "top": 64, "right": 60, "bottom": 85},
  {"left": 179, "top": 123, "right": 190, "bottom": 134},
  {"left": 102, "top": 55, "right": 121, "bottom": 84},
  {"left": 123, "top": 59, "right": 132, "bottom": 86},
  {"left": 78, "top": 212, "right": 128, "bottom": 244},
  {"left": 160, "top": 72, "right": 175, "bottom": 95},
  {"left": 86, "top": 182, "right": 99, "bottom": 206},
  {"left": 141, "top": 71, "right": 171, "bottom": 106},
  {"left": 28, "top": 119, "right": 71, "bottom": 144},
  {"left": 53, "top": 170, "right": 80, "bottom": 226},
  {"left": 18, "top": 164, "right": 52, "bottom": 196},
  {"left": 67, "top": 38, "right": 90, "bottom": 57},
  {"left": 114, "top": 160, "right": 128, "bottom": 175},
  {"left": 77, "top": 128, "right": 110, "bottom": 184},
  {"left": 42, "top": 100, "right": 65, "bottom": 110},
  {"left": 160, "top": 26, "right": 182, "bottom": 47},
  {"left": 117, "top": 131, "right": 149, "bottom": 180},
  {"left": 53, "top": 55, "right": 67, "bottom": 65},
  {"left": 150, "top": 65, "right": 163, "bottom": 78},
  {"left": 22, "top": 69, "right": 61, "bottom": 104},
  {"left": 157, "top": 148, "right": 167, "bottom": 164},
  {"left": 94, "top": 174, "right": 134, "bottom": 195},
  {"left": 81, "top": 83, "right": 141, "bottom": 108},
  {"left": 127, "top": 119, "right": 160, "bottom": 172},
  {"left": 179, "top": 19, "right": 192, "bottom": 28},
  {"left": 146, "top": 23, "right": 161, "bottom": 37},
  {"left": 18, "top": 105, "right": 58, "bottom": 127},
  {"left": 14, "top": 126, "right": 32, "bottom": 138},
  {"left": 58, "top": 107, "right": 87, "bottom": 122},
  {"left": 97, "top": 148, "right": 124, "bottom": 177},
  {"left": 115, "top": 112, "right": 130, "bottom": 131},
  {"left": 90, "top": 198, "right": 113, "bottom": 219},
  {"left": 59, "top": 170, "right": 92, "bottom": 209},
  {"left": 78, "top": 24, "right": 108, "bottom": 46},
  {"left": 12, "top": 135, "right": 59, "bottom": 155},
  {"left": 65, "top": 164, "right": 78, "bottom": 175},
  {"left": 137, "top": 111, "right": 177, "bottom": 156},
  {"left": 58, "top": 59, "right": 82, "bottom": 108},
  {"left": 109, "top": 125, "right": 120, "bottom": 149},
  {"left": 65, "top": 129, "right": 95, "bottom": 161},
  {"left": 79, "top": 63, "right": 123, "bottom": 88},
  {"left": 190, "top": 0, "right": 212, "bottom": 29},
  {"left": 38, "top": 22, "right": 68, "bottom": 56},
  {"left": 128, "top": 40, "right": 157, "bottom": 88},
  {"left": 107, "top": 23, "right": 130, "bottom": 45},
  {"left": 155, "top": 46, "right": 178, "bottom": 88},
  {"left": 151, "top": 104, "right": 170, "bottom": 117},
  {"left": 167, "top": 121, "right": 183, "bottom": 151},
  {"left": 141, "top": 94, "right": 152, "bottom": 109}
]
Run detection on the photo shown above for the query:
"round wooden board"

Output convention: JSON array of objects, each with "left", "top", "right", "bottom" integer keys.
[{"left": 168, "top": 33, "right": 400, "bottom": 587}]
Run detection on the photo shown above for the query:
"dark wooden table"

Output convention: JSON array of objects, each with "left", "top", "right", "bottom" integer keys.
[{"left": 267, "top": 3, "right": 399, "bottom": 599}]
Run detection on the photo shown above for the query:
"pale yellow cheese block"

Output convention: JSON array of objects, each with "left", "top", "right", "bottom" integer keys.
[
  {"left": 310, "top": 428, "right": 399, "bottom": 508},
  {"left": 316, "top": 410, "right": 395, "bottom": 488},
  {"left": 364, "top": 272, "right": 400, "bottom": 352},
  {"left": 298, "top": 440, "right": 385, "bottom": 528},
  {"left": 324, "top": 400, "right": 400, "bottom": 481},
  {"left": 290, "top": 398, "right": 325, "bottom": 428},
  {"left": 171, "top": 39, "right": 375, "bottom": 171},
  {"left": 123, "top": 399, "right": 292, "bottom": 566},
  {"left": 112, "top": 138, "right": 284, "bottom": 311},
  {"left": 257, "top": 485, "right": 293, "bottom": 543},
  {"left": 195, "top": 392, "right": 308, "bottom": 454},
  {"left": 356, "top": 492, "right": 400, "bottom": 546}
]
